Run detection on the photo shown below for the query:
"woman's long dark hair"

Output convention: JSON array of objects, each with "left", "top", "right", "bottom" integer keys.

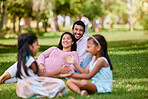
[
  {"left": 88, "top": 34, "right": 113, "bottom": 70},
  {"left": 58, "top": 32, "right": 77, "bottom": 51},
  {"left": 16, "top": 33, "right": 38, "bottom": 79}
]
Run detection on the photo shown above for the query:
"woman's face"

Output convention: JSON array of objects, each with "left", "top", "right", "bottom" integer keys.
[{"left": 62, "top": 34, "right": 74, "bottom": 48}]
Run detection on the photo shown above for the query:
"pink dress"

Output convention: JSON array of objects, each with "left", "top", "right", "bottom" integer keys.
[{"left": 37, "top": 47, "right": 79, "bottom": 72}]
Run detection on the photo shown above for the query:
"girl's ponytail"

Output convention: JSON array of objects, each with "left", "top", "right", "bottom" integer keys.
[{"left": 16, "top": 33, "right": 38, "bottom": 79}]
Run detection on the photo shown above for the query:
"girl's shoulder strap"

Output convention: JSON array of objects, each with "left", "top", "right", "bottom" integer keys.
[{"left": 91, "top": 56, "right": 96, "bottom": 63}]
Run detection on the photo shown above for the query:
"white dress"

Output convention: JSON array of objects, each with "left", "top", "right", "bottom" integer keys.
[{"left": 16, "top": 56, "right": 67, "bottom": 98}]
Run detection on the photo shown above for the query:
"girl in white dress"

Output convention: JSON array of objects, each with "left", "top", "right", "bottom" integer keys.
[{"left": 16, "top": 33, "right": 68, "bottom": 98}]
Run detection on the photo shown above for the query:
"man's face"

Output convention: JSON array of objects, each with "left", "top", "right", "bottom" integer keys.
[{"left": 72, "top": 24, "right": 85, "bottom": 40}]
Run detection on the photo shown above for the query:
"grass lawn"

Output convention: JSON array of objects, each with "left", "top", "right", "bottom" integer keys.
[{"left": 0, "top": 29, "right": 148, "bottom": 99}]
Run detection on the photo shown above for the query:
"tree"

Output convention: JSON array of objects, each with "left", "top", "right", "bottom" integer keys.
[
  {"left": 0, "top": 0, "right": 6, "bottom": 36},
  {"left": 41, "top": 10, "right": 50, "bottom": 32},
  {"left": 6, "top": 0, "right": 33, "bottom": 33},
  {"left": 127, "top": 0, "right": 133, "bottom": 31},
  {"left": 81, "top": 0, "right": 104, "bottom": 31},
  {"left": 55, "top": 0, "right": 71, "bottom": 29},
  {"left": 32, "top": 0, "right": 59, "bottom": 32},
  {"left": 102, "top": 0, "right": 127, "bottom": 30},
  {"left": 141, "top": 0, "right": 148, "bottom": 31}
]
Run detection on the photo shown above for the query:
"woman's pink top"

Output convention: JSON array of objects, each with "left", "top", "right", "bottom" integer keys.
[{"left": 37, "top": 47, "right": 79, "bottom": 72}]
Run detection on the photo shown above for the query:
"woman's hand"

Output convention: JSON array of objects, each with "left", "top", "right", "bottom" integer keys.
[
  {"left": 39, "top": 64, "right": 46, "bottom": 72},
  {"left": 58, "top": 65, "right": 73, "bottom": 77}
]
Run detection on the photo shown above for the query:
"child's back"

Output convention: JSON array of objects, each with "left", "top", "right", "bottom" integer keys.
[
  {"left": 17, "top": 55, "right": 66, "bottom": 98},
  {"left": 89, "top": 56, "right": 112, "bottom": 93},
  {"left": 16, "top": 33, "right": 66, "bottom": 98}
]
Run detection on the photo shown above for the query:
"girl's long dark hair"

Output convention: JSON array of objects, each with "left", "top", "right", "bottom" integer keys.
[
  {"left": 16, "top": 33, "right": 38, "bottom": 79},
  {"left": 58, "top": 32, "right": 77, "bottom": 51},
  {"left": 88, "top": 34, "right": 113, "bottom": 70}
]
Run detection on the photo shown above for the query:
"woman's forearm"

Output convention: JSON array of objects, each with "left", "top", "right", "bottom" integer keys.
[{"left": 38, "top": 69, "right": 61, "bottom": 78}]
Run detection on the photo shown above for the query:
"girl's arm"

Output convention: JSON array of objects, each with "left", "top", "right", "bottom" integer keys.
[
  {"left": 69, "top": 52, "right": 80, "bottom": 71},
  {"left": 73, "top": 62, "right": 89, "bottom": 73},
  {"left": 70, "top": 58, "right": 106, "bottom": 79},
  {"left": 64, "top": 54, "right": 89, "bottom": 73},
  {"left": 73, "top": 52, "right": 80, "bottom": 66}
]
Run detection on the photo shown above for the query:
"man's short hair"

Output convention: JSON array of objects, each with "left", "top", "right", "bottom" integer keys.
[{"left": 72, "top": 21, "right": 85, "bottom": 31}]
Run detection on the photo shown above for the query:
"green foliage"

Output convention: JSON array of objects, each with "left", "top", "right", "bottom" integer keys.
[
  {"left": 81, "top": 0, "right": 104, "bottom": 20},
  {"left": 55, "top": 0, "right": 72, "bottom": 15},
  {"left": 7, "top": 0, "right": 33, "bottom": 18},
  {"left": 142, "top": 16, "right": 148, "bottom": 30},
  {"left": 110, "top": 0, "right": 127, "bottom": 18},
  {"left": 103, "top": 0, "right": 127, "bottom": 24}
]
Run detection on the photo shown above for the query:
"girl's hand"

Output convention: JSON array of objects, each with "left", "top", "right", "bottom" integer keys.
[
  {"left": 39, "top": 64, "right": 46, "bottom": 72},
  {"left": 59, "top": 65, "right": 73, "bottom": 77},
  {"left": 63, "top": 54, "right": 76, "bottom": 65},
  {"left": 59, "top": 72, "right": 73, "bottom": 77}
]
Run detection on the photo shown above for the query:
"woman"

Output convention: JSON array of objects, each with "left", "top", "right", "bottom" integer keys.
[
  {"left": 0, "top": 32, "right": 79, "bottom": 83},
  {"left": 38, "top": 32, "right": 79, "bottom": 73}
]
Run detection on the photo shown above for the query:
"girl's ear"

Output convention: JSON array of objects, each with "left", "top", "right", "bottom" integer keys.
[
  {"left": 97, "top": 44, "right": 101, "bottom": 51},
  {"left": 29, "top": 44, "right": 33, "bottom": 50},
  {"left": 72, "top": 41, "right": 74, "bottom": 44}
]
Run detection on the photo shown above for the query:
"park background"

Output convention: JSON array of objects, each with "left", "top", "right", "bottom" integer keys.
[{"left": 0, "top": 0, "right": 148, "bottom": 99}]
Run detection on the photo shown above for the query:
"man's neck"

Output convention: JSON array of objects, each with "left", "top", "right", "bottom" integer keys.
[{"left": 76, "top": 36, "right": 83, "bottom": 42}]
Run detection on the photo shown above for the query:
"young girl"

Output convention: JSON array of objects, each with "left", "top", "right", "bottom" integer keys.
[
  {"left": 64, "top": 34, "right": 113, "bottom": 95},
  {"left": 16, "top": 33, "right": 67, "bottom": 98}
]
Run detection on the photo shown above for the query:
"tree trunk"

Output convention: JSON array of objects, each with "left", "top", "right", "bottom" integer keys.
[
  {"left": 36, "top": 11, "right": 40, "bottom": 34},
  {"left": 127, "top": 0, "right": 133, "bottom": 31},
  {"left": 101, "top": 0, "right": 106, "bottom": 29},
  {"left": 12, "top": 16, "right": 16, "bottom": 33},
  {"left": 92, "top": 18, "right": 96, "bottom": 32},
  {"left": 101, "top": 17, "right": 105, "bottom": 29},
  {"left": 55, "top": 15, "right": 59, "bottom": 31},
  {"left": 24, "top": 17, "right": 31, "bottom": 29},
  {"left": 18, "top": 17, "right": 21, "bottom": 33},
  {"left": 48, "top": 0, "right": 56, "bottom": 32},
  {"left": 44, "top": 19, "right": 47, "bottom": 32},
  {"left": 63, "top": 15, "right": 65, "bottom": 27},
  {"left": 0, "top": 1, "right": 6, "bottom": 36}
]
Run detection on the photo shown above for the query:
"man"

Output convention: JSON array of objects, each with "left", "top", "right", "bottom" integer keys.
[{"left": 72, "top": 21, "right": 92, "bottom": 70}]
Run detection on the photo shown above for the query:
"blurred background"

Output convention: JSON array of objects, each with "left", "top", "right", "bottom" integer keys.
[{"left": 0, "top": 0, "right": 148, "bottom": 37}]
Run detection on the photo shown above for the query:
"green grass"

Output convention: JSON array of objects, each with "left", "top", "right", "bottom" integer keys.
[{"left": 0, "top": 29, "right": 148, "bottom": 99}]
